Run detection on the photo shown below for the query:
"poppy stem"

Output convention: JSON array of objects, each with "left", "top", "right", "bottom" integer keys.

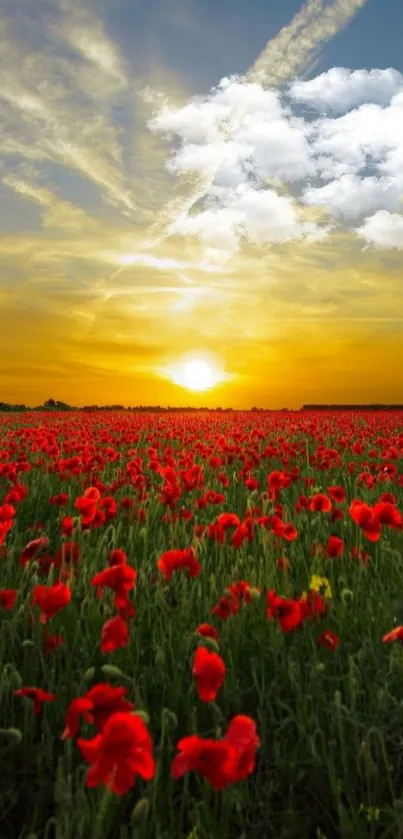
[{"left": 94, "top": 785, "right": 114, "bottom": 839}]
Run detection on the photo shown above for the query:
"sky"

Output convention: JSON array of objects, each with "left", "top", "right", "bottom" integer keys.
[{"left": 1, "top": 0, "right": 403, "bottom": 408}]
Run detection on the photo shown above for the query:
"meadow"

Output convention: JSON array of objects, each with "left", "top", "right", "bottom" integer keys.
[{"left": 1, "top": 409, "right": 403, "bottom": 839}]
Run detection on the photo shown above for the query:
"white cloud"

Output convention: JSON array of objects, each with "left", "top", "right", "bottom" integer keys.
[
  {"left": 356, "top": 211, "right": 403, "bottom": 249},
  {"left": 150, "top": 67, "right": 403, "bottom": 257},
  {"left": 235, "top": 113, "right": 315, "bottom": 183},
  {"left": 230, "top": 187, "right": 310, "bottom": 245},
  {"left": 289, "top": 68, "right": 403, "bottom": 114},
  {"left": 302, "top": 174, "right": 402, "bottom": 220},
  {"left": 311, "top": 99, "right": 403, "bottom": 179},
  {"left": 167, "top": 186, "right": 325, "bottom": 249},
  {"left": 167, "top": 206, "right": 244, "bottom": 252}
]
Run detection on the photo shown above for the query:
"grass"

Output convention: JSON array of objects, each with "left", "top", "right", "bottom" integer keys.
[{"left": 0, "top": 409, "right": 403, "bottom": 839}]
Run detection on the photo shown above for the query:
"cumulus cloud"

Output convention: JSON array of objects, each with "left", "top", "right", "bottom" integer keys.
[
  {"left": 356, "top": 211, "right": 403, "bottom": 249},
  {"left": 301, "top": 174, "right": 402, "bottom": 220},
  {"left": 289, "top": 67, "right": 403, "bottom": 114},
  {"left": 149, "top": 67, "right": 403, "bottom": 254}
]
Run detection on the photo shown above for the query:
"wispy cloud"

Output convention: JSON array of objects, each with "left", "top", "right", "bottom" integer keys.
[
  {"left": 53, "top": 1, "right": 128, "bottom": 88},
  {"left": 246, "top": 0, "right": 368, "bottom": 87},
  {"left": 0, "top": 6, "right": 135, "bottom": 215},
  {"left": 2, "top": 174, "right": 98, "bottom": 231}
]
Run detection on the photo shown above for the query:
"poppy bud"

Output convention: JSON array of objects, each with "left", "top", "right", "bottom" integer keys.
[
  {"left": 82, "top": 667, "right": 96, "bottom": 683},
  {"left": 101, "top": 664, "right": 126, "bottom": 680},
  {"left": 131, "top": 798, "right": 150, "bottom": 825},
  {"left": 341, "top": 588, "right": 353, "bottom": 605},
  {"left": 0, "top": 727, "right": 23, "bottom": 743}
]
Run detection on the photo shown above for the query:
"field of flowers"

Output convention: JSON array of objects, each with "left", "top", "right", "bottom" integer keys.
[{"left": 1, "top": 409, "right": 403, "bottom": 839}]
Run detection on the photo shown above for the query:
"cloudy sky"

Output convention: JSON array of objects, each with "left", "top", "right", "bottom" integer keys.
[{"left": 1, "top": 0, "right": 402, "bottom": 408}]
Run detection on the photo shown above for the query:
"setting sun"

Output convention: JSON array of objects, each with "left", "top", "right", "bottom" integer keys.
[
  {"left": 182, "top": 360, "right": 213, "bottom": 391},
  {"left": 163, "top": 353, "right": 227, "bottom": 393}
]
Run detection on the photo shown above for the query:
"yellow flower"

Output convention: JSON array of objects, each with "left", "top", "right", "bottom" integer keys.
[{"left": 309, "top": 575, "right": 332, "bottom": 600}]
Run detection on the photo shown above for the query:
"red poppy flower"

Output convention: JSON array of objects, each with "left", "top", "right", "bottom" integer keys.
[
  {"left": 157, "top": 548, "right": 200, "bottom": 581},
  {"left": 211, "top": 594, "right": 240, "bottom": 620},
  {"left": 216, "top": 513, "right": 241, "bottom": 530},
  {"left": 373, "top": 501, "right": 402, "bottom": 529},
  {"left": 91, "top": 564, "right": 137, "bottom": 597},
  {"left": 309, "top": 494, "right": 332, "bottom": 513},
  {"left": 326, "top": 535, "right": 344, "bottom": 558},
  {"left": 266, "top": 590, "right": 305, "bottom": 633},
  {"left": 49, "top": 493, "right": 69, "bottom": 506},
  {"left": 108, "top": 548, "right": 128, "bottom": 566},
  {"left": 61, "top": 516, "right": 74, "bottom": 537},
  {"left": 282, "top": 523, "right": 298, "bottom": 541},
  {"left": 301, "top": 591, "right": 328, "bottom": 621},
  {"left": 84, "top": 487, "right": 101, "bottom": 502},
  {"left": 86, "top": 684, "right": 134, "bottom": 731},
  {"left": 171, "top": 737, "right": 237, "bottom": 790},
  {"left": 349, "top": 500, "right": 382, "bottom": 541},
  {"left": 267, "top": 471, "right": 291, "bottom": 495},
  {"left": 62, "top": 697, "right": 94, "bottom": 739},
  {"left": 193, "top": 646, "right": 226, "bottom": 702},
  {"left": 171, "top": 714, "right": 258, "bottom": 790},
  {"left": 327, "top": 486, "right": 346, "bottom": 504},
  {"left": 0, "top": 503, "right": 16, "bottom": 522},
  {"left": 78, "top": 711, "right": 155, "bottom": 795},
  {"left": 31, "top": 582, "right": 71, "bottom": 623},
  {"left": 196, "top": 623, "right": 219, "bottom": 642},
  {"left": 316, "top": 630, "right": 339, "bottom": 651},
  {"left": 207, "top": 522, "right": 226, "bottom": 544},
  {"left": 231, "top": 520, "right": 254, "bottom": 549},
  {"left": 100, "top": 616, "right": 129, "bottom": 653},
  {"left": 14, "top": 686, "right": 56, "bottom": 715},
  {"left": 19, "top": 536, "right": 49, "bottom": 566},
  {"left": 62, "top": 683, "right": 134, "bottom": 739},
  {"left": 0, "top": 588, "right": 17, "bottom": 610},
  {"left": 224, "top": 715, "right": 260, "bottom": 781},
  {"left": 383, "top": 626, "right": 403, "bottom": 644}
]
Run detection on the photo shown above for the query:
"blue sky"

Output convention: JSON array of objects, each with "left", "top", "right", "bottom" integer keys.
[
  {"left": 1, "top": 0, "right": 403, "bottom": 407},
  {"left": 107, "top": 0, "right": 403, "bottom": 94}
]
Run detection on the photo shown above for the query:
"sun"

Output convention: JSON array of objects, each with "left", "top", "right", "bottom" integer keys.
[
  {"left": 182, "top": 360, "right": 214, "bottom": 391},
  {"left": 164, "top": 353, "right": 227, "bottom": 392}
]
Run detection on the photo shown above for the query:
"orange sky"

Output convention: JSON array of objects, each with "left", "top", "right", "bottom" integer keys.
[{"left": 1, "top": 0, "right": 403, "bottom": 408}]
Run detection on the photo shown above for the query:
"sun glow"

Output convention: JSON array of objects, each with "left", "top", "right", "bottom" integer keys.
[
  {"left": 165, "top": 353, "right": 227, "bottom": 392},
  {"left": 183, "top": 360, "right": 214, "bottom": 391}
]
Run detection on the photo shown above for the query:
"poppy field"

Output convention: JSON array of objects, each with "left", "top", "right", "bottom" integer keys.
[{"left": 1, "top": 409, "right": 403, "bottom": 839}]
